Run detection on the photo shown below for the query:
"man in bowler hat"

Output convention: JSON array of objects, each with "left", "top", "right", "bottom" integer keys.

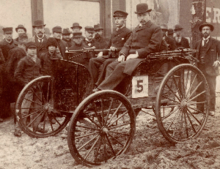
[
  {"left": 194, "top": 22, "right": 220, "bottom": 116},
  {"left": 52, "top": 26, "right": 67, "bottom": 59},
  {"left": 14, "top": 25, "right": 27, "bottom": 42},
  {"left": 30, "top": 20, "right": 48, "bottom": 57},
  {"left": 94, "top": 3, "right": 162, "bottom": 92},
  {"left": 62, "top": 28, "right": 73, "bottom": 47},
  {"left": 93, "top": 24, "right": 108, "bottom": 50},
  {"left": 160, "top": 24, "right": 176, "bottom": 50},
  {"left": 89, "top": 10, "right": 131, "bottom": 86},
  {"left": 174, "top": 24, "right": 190, "bottom": 48}
]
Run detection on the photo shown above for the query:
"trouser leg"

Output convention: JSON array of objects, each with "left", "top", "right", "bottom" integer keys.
[
  {"left": 206, "top": 75, "right": 216, "bottom": 111},
  {"left": 96, "top": 58, "right": 116, "bottom": 86},
  {"left": 89, "top": 57, "right": 106, "bottom": 84},
  {"left": 98, "top": 62, "right": 127, "bottom": 90}
]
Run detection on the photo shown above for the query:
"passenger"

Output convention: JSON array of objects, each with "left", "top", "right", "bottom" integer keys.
[
  {"left": 160, "top": 24, "right": 177, "bottom": 50},
  {"left": 30, "top": 20, "right": 48, "bottom": 57},
  {"left": 14, "top": 25, "right": 27, "bottom": 43},
  {"left": 40, "top": 37, "right": 62, "bottom": 76},
  {"left": 70, "top": 22, "right": 85, "bottom": 44},
  {"left": 93, "top": 3, "right": 163, "bottom": 92},
  {"left": 89, "top": 10, "right": 131, "bottom": 86},
  {"left": 167, "top": 28, "right": 174, "bottom": 40},
  {"left": 14, "top": 42, "right": 42, "bottom": 136},
  {"left": 62, "top": 28, "right": 73, "bottom": 48},
  {"left": 173, "top": 24, "right": 190, "bottom": 48},
  {"left": 194, "top": 22, "right": 220, "bottom": 116},
  {"left": 52, "top": 26, "right": 67, "bottom": 59}
]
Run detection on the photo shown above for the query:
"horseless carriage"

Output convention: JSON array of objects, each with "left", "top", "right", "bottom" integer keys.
[{"left": 15, "top": 47, "right": 210, "bottom": 166}]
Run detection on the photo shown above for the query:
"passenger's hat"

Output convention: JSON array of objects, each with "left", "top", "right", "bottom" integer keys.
[
  {"left": 15, "top": 24, "right": 27, "bottom": 32},
  {"left": 26, "top": 41, "right": 37, "bottom": 49},
  {"left": 85, "top": 26, "right": 94, "bottom": 33},
  {"left": 33, "top": 20, "right": 46, "bottom": 28},
  {"left": 135, "top": 3, "right": 152, "bottom": 14},
  {"left": 94, "top": 24, "right": 103, "bottom": 31},
  {"left": 174, "top": 24, "right": 183, "bottom": 31},
  {"left": 62, "top": 28, "right": 71, "bottom": 35},
  {"left": 18, "top": 33, "right": 28, "bottom": 41},
  {"left": 113, "top": 10, "right": 128, "bottom": 18},
  {"left": 47, "top": 37, "right": 58, "bottom": 48},
  {"left": 52, "top": 26, "right": 62, "bottom": 33},
  {"left": 73, "top": 31, "right": 82, "bottom": 38},
  {"left": 71, "top": 22, "right": 82, "bottom": 29},
  {"left": 199, "top": 22, "right": 214, "bottom": 32},
  {"left": 160, "top": 24, "right": 168, "bottom": 31},
  {"left": 168, "top": 28, "right": 174, "bottom": 35},
  {"left": 3, "top": 27, "right": 13, "bottom": 33}
]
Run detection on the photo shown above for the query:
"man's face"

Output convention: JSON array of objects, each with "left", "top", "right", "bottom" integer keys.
[
  {"left": 114, "top": 17, "right": 125, "bottom": 28},
  {"left": 4, "top": 32, "right": 12, "bottom": 41},
  {"left": 201, "top": 26, "right": 211, "bottom": 38},
  {"left": 174, "top": 30, "right": 181, "bottom": 37},
  {"left": 85, "top": 31, "right": 94, "bottom": 41},
  {"left": 53, "top": 32, "right": 62, "bottom": 39},
  {"left": 27, "top": 48, "right": 37, "bottom": 56},
  {"left": 161, "top": 29, "right": 167, "bottom": 36},
  {"left": 73, "top": 37, "right": 83, "bottom": 45},
  {"left": 48, "top": 46, "right": 56, "bottom": 54},
  {"left": 17, "top": 29, "right": 25, "bottom": 35},
  {"left": 95, "top": 30, "right": 103, "bottom": 36},
  {"left": 34, "top": 26, "right": 45, "bottom": 38},
  {"left": 72, "top": 28, "right": 81, "bottom": 33},
  {"left": 137, "top": 12, "right": 150, "bottom": 25},
  {"left": 63, "top": 34, "right": 71, "bottom": 41}
]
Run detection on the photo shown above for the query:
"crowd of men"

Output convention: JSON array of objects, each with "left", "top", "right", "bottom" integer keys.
[{"left": 0, "top": 2, "right": 219, "bottom": 137}]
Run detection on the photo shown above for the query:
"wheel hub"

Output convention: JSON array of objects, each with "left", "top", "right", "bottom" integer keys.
[
  {"left": 180, "top": 99, "right": 188, "bottom": 109},
  {"left": 101, "top": 127, "right": 109, "bottom": 134},
  {"left": 43, "top": 103, "right": 53, "bottom": 113}
]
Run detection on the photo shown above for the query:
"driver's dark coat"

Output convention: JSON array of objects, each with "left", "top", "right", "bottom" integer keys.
[{"left": 120, "top": 20, "right": 163, "bottom": 75}]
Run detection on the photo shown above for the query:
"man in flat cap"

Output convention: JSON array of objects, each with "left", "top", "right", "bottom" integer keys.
[
  {"left": 52, "top": 26, "right": 67, "bottom": 59},
  {"left": 30, "top": 20, "right": 48, "bottom": 57},
  {"left": 0, "top": 27, "right": 17, "bottom": 61},
  {"left": 62, "top": 28, "right": 73, "bottom": 47},
  {"left": 194, "top": 22, "right": 220, "bottom": 116},
  {"left": 94, "top": 3, "right": 163, "bottom": 92},
  {"left": 174, "top": 24, "right": 190, "bottom": 48},
  {"left": 89, "top": 10, "right": 131, "bottom": 86},
  {"left": 14, "top": 24, "right": 27, "bottom": 42}
]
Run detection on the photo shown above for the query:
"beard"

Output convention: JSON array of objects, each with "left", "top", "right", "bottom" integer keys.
[
  {"left": 94, "top": 33, "right": 101, "bottom": 39},
  {"left": 202, "top": 32, "right": 209, "bottom": 38}
]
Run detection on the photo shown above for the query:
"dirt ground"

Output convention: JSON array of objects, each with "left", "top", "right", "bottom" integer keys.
[{"left": 1, "top": 96, "right": 220, "bottom": 169}]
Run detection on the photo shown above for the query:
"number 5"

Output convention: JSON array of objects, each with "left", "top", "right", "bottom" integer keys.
[{"left": 137, "top": 80, "right": 143, "bottom": 92}]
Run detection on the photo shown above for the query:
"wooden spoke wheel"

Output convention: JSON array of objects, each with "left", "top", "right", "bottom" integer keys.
[
  {"left": 16, "top": 76, "right": 71, "bottom": 138},
  {"left": 156, "top": 64, "right": 210, "bottom": 143},
  {"left": 67, "top": 90, "right": 136, "bottom": 166}
]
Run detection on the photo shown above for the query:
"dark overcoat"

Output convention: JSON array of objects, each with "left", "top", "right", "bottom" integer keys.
[
  {"left": 175, "top": 37, "right": 190, "bottom": 48},
  {"left": 29, "top": 35, "right": 48, "bottom": 57},
  {"left": 194, "top": 37, "right": 220, "bottom": 76},
  {"left": 120, "top": 20, "right": 163, "bottom": 75},
  {"left": 0, "top": 39, "right": 17, "bottom": 61}
]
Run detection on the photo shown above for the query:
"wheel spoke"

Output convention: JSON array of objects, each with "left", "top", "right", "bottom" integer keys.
[
  {"left": 109, "top": 130, "right": 129, "bottom": 137},
  {"left": 180, "top": 69, "right": 186, "bottom": 98},
  {"left": 108, "top": 111, "right": 128, "bottom": 127},
  {"left": 83, "top": 114, "right": 101, "bottom": 128},
  {"left": 184, "top": 69, "right": 190, "bottom": 94},
  {"left": 23, "top": 98, "right": 43, "bottom": 107},
  {"left": 187, "top": 81, "right": 203, "bottom": 100},
  {"left": 50, "top": 115, "right": 61, "bottom": 126},
  {"left": 21, "top": 110, "right": 41, "bottom": 118},
  {"left": 26, "top": 110, "right": 44, "bottom": 127},
  {"left": 77, "top": 134, "right": 99, "bottom": 151},
  {"left": 165, "top": 108, "right": 181, "bottom": 131},
  {"left": 186, "top": 73, "right": 197, "bottom": 97},
  {"left": 29, "top": 88, "right": 43, "bottom": 103},
  {"left": 75, "top": 131, "right": 99, "bottom": 139},
  {"left": 162, "top": 107, "right": 179, "bottom": 121},
  {"left": 91, "top": 102, "right": 102, "bottom": 126},
  {"left": 48, "top": 114, "right": 54, "bottom": 132},
  {"left": 165, "top": 83, "right": 181, "bottom": 102},
  {"left": 106, "top": 134, "right": 116, "bottom": 157},
  {"left": 183, "top": 110, "right": 188, "bottom": 138},
  {"left": 172, "top": 75, "right": 183, "bottom": 99},
  {"left": 188, "top": 101, "right": 207, "bottom": 105},
  {"left": 108, "top": 133, "right": 124, "bottom": 146},
  {"left": 107, "top": 103, "right": 122, "bottom": 126},
  {"left": 109, "top": 122, "right": 131, "bottom": 130},
  {"left": 105, "top": 98, "right": 114, "bottom": 126},
  {"left": 76, "top": 124, "right": 98, "bottom": 130},
  {"left": 161, "top": 94, "right": 180, "bottom": 104},
  {"left": 185, "top": 110, "right": 197, "bottom": 133},
  {"left": 188, "top": 90, "right": 206, "bottom": 102},
  {"left": 187, "top": 108, "right": 202, "bottom": 126},
  {"left": 84, "top": 135, "right": 101, "bottom": 160}
]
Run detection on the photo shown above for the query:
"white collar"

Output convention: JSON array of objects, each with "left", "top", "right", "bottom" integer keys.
[{"left": 203, "top": 36, "right": 210, "bottom": 41}]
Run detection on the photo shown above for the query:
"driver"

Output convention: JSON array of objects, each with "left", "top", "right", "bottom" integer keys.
[{"left": 93, "top": 3, "right": 163, "bottom": 92}]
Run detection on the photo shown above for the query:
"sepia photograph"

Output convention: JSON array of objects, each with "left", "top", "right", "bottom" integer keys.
[{"left": 0, "top": 0, "right": 220, "bottom": 168}]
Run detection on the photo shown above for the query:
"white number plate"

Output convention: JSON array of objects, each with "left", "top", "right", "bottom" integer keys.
[{"left": 132, "top": 76, "right": 148, "bottom": 98}]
